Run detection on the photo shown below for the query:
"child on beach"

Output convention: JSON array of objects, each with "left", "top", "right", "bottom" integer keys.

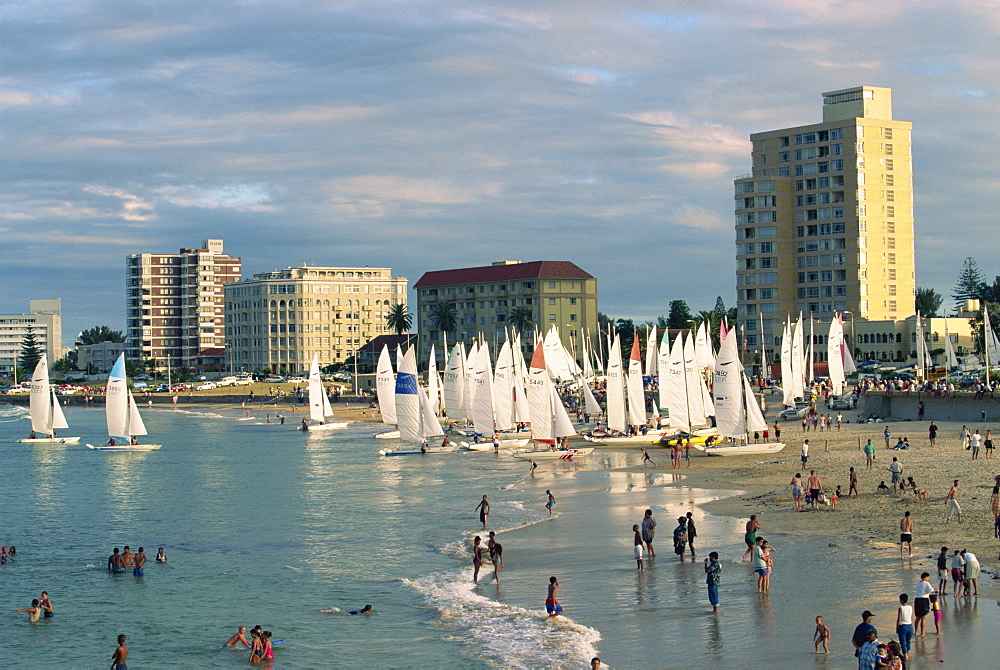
[
  {"left": 545, "top": 490, "right": 554, "bottom": 515},
  {"left": 831, "top": 487, "right": 840, "bottom": 510},
  {"left": 633, "top": 524, "right": 644, "bottom": 569},
  {"left": 813, "top": 615, "right": 831, "bottom": 653},
  {"left": 930, "top": 594, "right": 941, "bottom": 634}
]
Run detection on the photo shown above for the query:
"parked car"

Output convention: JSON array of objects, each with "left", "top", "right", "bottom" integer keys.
[
  {"left": 195, "top": 382, "right": 218, "bottom": 391},
  {"left": 287, "top": 376, "right": 307, "bottom": 383},
  {"left": 263, "top": 376, "right": 285, "bottom": 383},
  {"left": 154, "top": 384, "right": 170, "bottom": 392},
  {"left": 827, "top": 394, "right": 854, "bottom": 410},
  {"left": 218, "top": 376, "right": 239, "bottom": 386},
  {"left": 133, "top": 381, "right": 149, "bottom": 389},
  {"left": 232, "top": 376, "right": 253, "bottom": 385}
]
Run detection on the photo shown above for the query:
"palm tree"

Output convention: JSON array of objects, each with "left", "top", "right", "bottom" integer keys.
[
  {"left": 508, "top": 306, "right": 534, "bottom": 339},
  {"left": 694, "top": 310, "right": 724, "bottom": 349},
  {"left": 386, "top": 303, "right": 412, "bottom": 336},
  {"left": 428, "top": 301, "right": 458, "bottom": 335}
]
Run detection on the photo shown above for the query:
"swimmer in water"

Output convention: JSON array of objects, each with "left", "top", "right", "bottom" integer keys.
[
  {"left": 156, "top": 547, "right": 167, "bottom": 562},
  {"left": 225, "top": 626, "right": 252, "bottom": 648},
  {"left": 349, "top": 605, "right": 373, "bottom": 615},
  {"left": 15, "top": 599, "right": 42, "bottom": 622}
]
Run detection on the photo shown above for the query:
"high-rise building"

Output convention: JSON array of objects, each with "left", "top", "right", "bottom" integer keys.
[
  {"left": 0, "top": 299, "right": 63, "bottom": 374},
  {"left": 224, "top": 265, "right": 408, "bottom": 373},
  {"left": 735, "top": 86, "right": 915, "bottom": 358},
  {"left": 125, "top": 239, "right": 241, "bottom": 370},
  {"left": 413, "top": 260, "right": 598, "bottom": 365}
]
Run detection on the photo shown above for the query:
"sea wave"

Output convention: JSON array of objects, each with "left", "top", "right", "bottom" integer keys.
[
  {"left": 403, "top": 570, "right": 601, "bottom": 669},
  {"left": 0, "top": 405, "right": 29, "bottom": 422}
]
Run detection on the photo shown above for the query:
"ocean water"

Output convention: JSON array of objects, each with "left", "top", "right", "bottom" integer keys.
[{"left": 0, "top": 403, "right": 996, "bottom": 668}]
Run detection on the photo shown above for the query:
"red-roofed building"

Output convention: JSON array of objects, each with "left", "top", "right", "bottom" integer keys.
[{"left": 414, "top": 260, "right": 598, "bottom": 364}]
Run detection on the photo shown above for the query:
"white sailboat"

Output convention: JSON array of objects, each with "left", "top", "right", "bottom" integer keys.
[
  {"left": 827, "top": 315, "right": 846, "bottom": 394},
  {"left": 512, "top": 344, "right": 591, "bottom": 460},
  {"left": 373, "top": 345, "right": 400, "bottom": 438},
  {"left": 18, "top": 354, "right": 80, "bottom": 444},
  {"left": 87, "top": 353, "right": 161, "bottom": 451},
  {"left": 442, "top": 343, "right": 466, "bottom": 422},
  {"left": 379, "top": 347, "right": 454, "bottom": 456},
  {"left": 704, "top": 331, "right": 784, "bottom": 457},
  {"left": 301, "top": 355, "right": 347, "bottom": 431},
  {"left": 586, "top": 335, "right": 663, "bottom": 444}
]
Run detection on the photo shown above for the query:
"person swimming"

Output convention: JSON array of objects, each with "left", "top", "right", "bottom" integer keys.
[{"left": 349, "top": 605, "right": 373, "bottom": 615}]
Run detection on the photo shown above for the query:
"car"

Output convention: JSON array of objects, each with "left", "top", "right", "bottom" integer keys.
[
  {"left": 263, "top": 376, "right": 285, "bottom": 383},
  {"left": 778, "top": 406, "right": 810, "bottom": 420},
  {"left": 218, "top": 376, "right": 238, "bottom": 386},
  {"left": 827, "top": 395, "right": 854, "bottom": 410},
  {"left": 287, "top": 376, "right": 306, "bottom": 383},
  {"left": 154, "top": 384, "right": 170, "bottom": 392},
  {"left": 195, "top": 382, "right": 218, "bottom": 391},
  {"left": 232, "top": 376, "right": 253, "bottom": 385},
  {"left": 133, "top": 381, "right": 148, "bottom": 389}
]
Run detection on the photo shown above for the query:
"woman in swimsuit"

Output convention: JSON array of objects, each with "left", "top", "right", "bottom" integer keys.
[
  {"left": 790, "top": 474, "right": 805, "bottom": 512},
  {"left": 249, "top": 628, "right": 264, "bottom": 664},
  {"left": 262, "top": 631, "right": 275, "bottom": 660}
]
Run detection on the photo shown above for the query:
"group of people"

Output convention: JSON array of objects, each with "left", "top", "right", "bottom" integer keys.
[
  {"left": 14, "top": 591, "right": 53, "bottom": 622},
  {"left": 107, "top": 546, "right": 166, "bottom": 575},
  {"left": 224, "top": 624, "right": 276, "bottom": 663},
  {"left": 471, "top": 531, "right": 504, "bottom": 584}
]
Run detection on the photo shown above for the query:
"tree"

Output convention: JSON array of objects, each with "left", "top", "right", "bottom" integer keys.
[
  {"left": 53, "top": 351, "right": 77, "bottom": 374},
  {"left": 508, "top": 306, "right": 534, "bottom": 338},
  {"left": 385, "top": 303, "right": 412, "bottom": 336},
  {"left": 695, "top": 310, "right": 722, "bottom": 349},
  {"left": 614, "top": 318, "right": 636, "bottom": 355},
  {"left": 666, "top": 300, "right": 694, "bottom": 330},
  {"left": 914, "top": 287, "right": 943, "bottom": 317},
  {"left": 979, "top": 276, "right": 1000, "bottom": 304},
  {"left": 952, "top": 257, "right": 986, "bottom": 311},
  {"left": 713, "top": 296, "right": 728, "bottom": 318},
  {"left": 428, "top": 301, "right": 458, "bottom": 335},
  {"left": 77, "top": 326, "right": 125, "bottom": 345},
  {"left": 18, "top": 325, "right": 43, "bottom": 374}
]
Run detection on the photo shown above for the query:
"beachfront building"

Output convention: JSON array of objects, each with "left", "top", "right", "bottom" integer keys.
[
  {"left": 125, "top": 239, "right": 241, "bottom": 372},
  {"left": 413, "top": 260, "right": 598, "bottom": 365},
  {"left": 848, "top": 316, "right": 974, "bottom": 366},
  {"left": 223, "top": 265, "right": 408, "bottom": 374},
  {"left": 735, "top": 86, "right": 915, "bottom": 363},
  {"left": 76, "top": 340, "right": 126, "bottom": 374},
  {"left": 0, "top": 299, "right": 64, "bottom": 375}
]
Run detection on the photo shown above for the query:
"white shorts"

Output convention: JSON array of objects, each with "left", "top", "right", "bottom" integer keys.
[{"left": 634, "top": 545, "right": 643, "bottom": 559}]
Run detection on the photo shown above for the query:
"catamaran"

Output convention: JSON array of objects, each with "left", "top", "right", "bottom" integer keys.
[
  {"left": 87, "top": 353, "right": 161, "bottom": 451},
  {"left": 18, "top": 354, "right": 80, "bottom": 444},
  {"left": 373, "top": 345, "right": 400, "bottom": 438},
  {"left": 379, "top": 347, "right": 455, "bottom": 456},
  {"left": 301, "top": 355, "right": 348, "bottom": 431},
  {"left": 586, "top": 335, "right": 665, "bottom": 445}
]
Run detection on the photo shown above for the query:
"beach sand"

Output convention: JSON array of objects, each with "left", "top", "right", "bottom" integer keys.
[{"left": 631, "top": 419, "right": 1000, "bottom": 584}]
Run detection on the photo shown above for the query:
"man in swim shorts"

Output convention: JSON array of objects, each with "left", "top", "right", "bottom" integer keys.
[
  {"left": 476, "top": 495, "right": 490, "bottom": 529},
  {"left": 133, "top": 547, "right": 146, "bottom": 577},
  {"left": 112, "top": 634, "right": 128, "bottom": 670},
  {"left": 742, "top": 515, "right": 760, "bottom": 560},
  {"left": 108, "top": 548, "right": 125, "bottom": 573},
  {"left": 545, "top": 576, "right": 563, "bottom": 617},
  {"left": 899, "top": 511, "right": 913, "bottom": 557}
]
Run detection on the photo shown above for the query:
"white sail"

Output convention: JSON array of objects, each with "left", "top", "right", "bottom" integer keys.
[
  {"left": 605, "top": 335, "right": 626, "bottom": 433},
  {"left": 790, "top": 317, "right": 805, "bottom": 400},
  {"left": 106, "top": 354, "right": 129, "bottom": 439},
  {"left": 470, "top": 342, "right": 495, "bottom": 437},
  {"left": 713, "top": 330, "right": 745, "bottom": 439},
  {"left": 427, "top": 344, "right": 440, "bottom": 417},
  {"left": 442, "top": 344, "right": 466, "bottom": 421},
  {"left": 644, "top": 326, "right": 657, "bottom": 379},
  {"left": 582, "top": 380, "right": 602, "bottom": 415},
  {"left": 418, "top": 386, "right": 444, "bottom": 439},
  {"left": 552, "top": 384, "right": 576, "bottom": 438},
  {"left": 780, "top": 321, "right": 795, "bottom": 406},
  {"left": 743, "top": 373, "right": 769, "bottom": 434},
  {"left": 827, "top": 316, "right": 845, "bottom": 393},
  {"left": 543, "top": 326, "right": 576, "bottom": 381},
  {"left": 683, "top": 335, "right": 709, "bottom": 428},
  {"left": 581, "top": 333, "right": 595, "bottom": 379},
  {"left": 944, "top": 322, "right": 958, "bottom": 370},
  {"left": 626, "top": 337, "right": 646, "bottom": 427},
  {"left": 127, "top": 391, "right": 148, "bottom": 437},
  {"left": 493, "top": 339, "right": 514, "bottom": 431},
  {"left": 511, "top": 338, "right": 531, "bottom": 423},
  {"left": 50, "top": 387, "right": 69, "bottom": 430},
  {"left": 463, "top": 341, "right": 478, "bottom": 419},
  {"left": 663, "top": 334, "right": 689, "bottom": 432},
  {"left": 527, "top": 344, "right": 555, "bottom": 444},
  {"left": 395, "top": 347, "right": 421, "bottom": 442},
  {"left": 29, "top": 355, "right": 52, "bottom": 435},
  {"left": 807, "top": 319, "right": 815, "bottom": 383},
  {"left": 984, "top": 308, "right": 1000, "bottom": 367},
  {"left": 695, "top": 322, "right": 714, "bottom": 370},
  {"left": 656, "top": 329, "right": 671, "bottom": 416},
  {"left": 307, "top": 355, "right": 328, "bottom": 423},
  {"left": 375, "top": 345, "right": 396, "bottom": 425}
]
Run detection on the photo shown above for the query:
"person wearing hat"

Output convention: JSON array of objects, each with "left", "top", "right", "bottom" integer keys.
[
  {"left": 857, "top": 630, "right": 882, "bottom": 670},
  {"left": 851, "top": 610, "right": 877, "bottom": 657},
  {"left": 672, "top": 517, "right": 688, "bottom": 561}
]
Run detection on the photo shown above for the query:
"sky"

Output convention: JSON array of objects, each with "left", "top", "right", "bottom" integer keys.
[{"left": 2, "top": 0, "right": 998, "bottom": 340}]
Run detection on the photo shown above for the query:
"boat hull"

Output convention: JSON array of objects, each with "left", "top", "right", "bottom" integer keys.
[
  {"left": 374, "top": 430, "right": 400, "bottom": 439},
  {"left": 303, "top": 422, "right": 348, "bottom": 431},
  {"left": 704, "top": 441, "right": 786, "bottom": 457},
  {"left": 378, "top": 445, "right": 458, "bottom": 456},
  {"left": 511, "top": 447, "right": 594, "bottom": 460},
  {"left": 583, "top": 434, "right": 664, "bottom": 445},
  {"left": 18, "top": 437, "right": 81, "bottom": 444},
  {"left": 86, "top": 443, "right": 162, "bottom": 452}
]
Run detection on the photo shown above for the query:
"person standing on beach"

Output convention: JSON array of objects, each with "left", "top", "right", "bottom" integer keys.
[
  {"left": 671, "top": 517, "right": 688, "bottom": 561},
  {"left": 545, "top": 576, "right": 563, "bottom": 617},
  {"left": 545, "top": 490, "right": 554, "bottom": 516},
  {"left": 476, "top": 495, "right": 490, "bottom": 529},
  {"left": 960, "top": 425, "right": 970, "bottom": 450},
  {"left": 813, "top": 615, "right": 831, "bottom": 654},
  {"left": 985, "top": 430, "right": 994, "bottom": 458},
  {"left": 742, "top": 515, "right": 760, "bottom": 560},
  {"left": 899, "top": 512, "right": 914, "bottom": 557},
  {"left": 111, "top": 634, "right": 128, "bottom": 670},
  {"left": 937, "top": 546, "right": 950, "bottom": 594},
  {"left": 928, "top": 421, "right": 938, "bottom": 447},
  {"left": 971, "top": 430, "right": 982, "bottom": 459},
  {"left": 641, "top": 509, "right": 657, "bottom": 557},
  {"left": 913, "top": 572, "right": 934, "bottom": 636},
  {"left": 806, "top": 470, "right": 823, "bottom": 511},
  {"left": 949, "top": 550, "right": 965, "bottom": 593},
  {"left": 945, "top": 480, "right": 962, "bottom": 523},
  {"left": 684, "top": 440, "right": 693, "bottom": 467},
  {"left": 790, "top": 473, "right": 805, "bottom": 511},
  {"left": 752, "top": 537, "right": 768, "bottom": 593},
  {"left": 884, "top": 426, "right": 892, "bottom": 448},
  {"left": 632, "top": 524, "right": 644, "bottom": 569},
  {"left": 851, "top": 610, "right": 877, "bottom": 658},
  {"left": 888, "top": 457, "right": 903, "bottom": 494},
  {"left": 864, "top": 439, "right": 875, "bottom": 469},
  {"left": 962, "top": 549, "right": 980, "bottom": 595},
  {"left": 801, "top": 439, "right": 809, "bottom": 467},
  {"left": 774, "top": 421, "right": 781, "bottom": 441},
  {"left": 529, "top": 459, "right": 537, "bottom": 477},
  {"left": 704, "top": 551, "right": 721, "bottom": 614},
  {"left": 686, "top": 511, "right": 697, "bottom": 558},
  {"left": 849, "top": 467, "right": 859, "bottom": 497},
  {"left": 472, "top": 536, "right": 483, "bottom": 583}
]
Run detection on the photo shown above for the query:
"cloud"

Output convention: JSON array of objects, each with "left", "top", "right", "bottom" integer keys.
[{"left": 83, "top": 186, "right": 156, "bottom": 221}]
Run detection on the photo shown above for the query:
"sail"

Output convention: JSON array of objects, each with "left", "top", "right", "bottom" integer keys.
[
  {"left": 581, "top": 333, "right": 595, "bottom": 379},
  {"left": 827, "top": 316, "right": 845, "bottom": 393},
  {"left": 308, "top": 355, "right": 327, "bottom": 423},
  {"left": 695, "top": 322, "right": 714, "bottom": 370},
  {"left": 29, "top": 354, "right": 52, "bottom": 435},
  {"left": 663, "top": 334, "right": 689, "bottom": 432},
  {"left": 395, "top": 347, "right": 421, "bottom": 442},
  {"left": 527, "top": 344, "right": 554, "bottom": 444},
  {"left": 50, "top": 387, "right": 69, "bottom": 430},
  {"left": 442, "top": 345, "right": 466, "bottom": 421},
  {"left": 656, "top": 329, "right": 670, "bottom": 413},
  {"left": 126, "top": 390, "right": 148, "bottom": 437},
  {"left": 552, "top": 385, "right": 576, "bottom": 438},
  {"left": 743, "top": 373, "right": 769, "bottom": 434},
  {"left": 582, "top": 380, "right": 602, "bottom": 415},
  {"left": 427, "top": 345, "right": 440, "bottom": 417},
  {"left": 683, "top": 335, "right": 709, "bottom": 428},
  {"left": 493, "top": 339, "right": 514, "bottom": 431},
  {"left": 984, "top": 308, "right": 1000, "bottom": 367},
  {"left": 512, "top": 341, "right": 531, "bottom": 423},
  {"left": 470, "top": 342, "right": 495, "bottom": 437},
  {"left": 418, "top": 386, "right": 444, "bottom": 439},
  {"left": 644, "top": 326, "right": 657, "bottom": 379},
  {"left": 463, "top": 341, "right": 478, "bottom": 419},
  {"left": 626, "top": 337, "right": 646, "bottom": 427},
  {"left": 106, "top": 354, "right": 129, "bottom": 439},
  {"left": 944, "top": 322, "right": 958, "bottom": 370},
  {"left": 605, "top": 335, "right": 626, "bottom": 433},
  {"left": 790, "top": 317, "right": 805, "bottom": 400},
  {"left": 375, "top": 345, "right": 396, "bottom": 425},
  {"left": 780, "top": 321, "right": 794, "bottom": 406},
  {"left": 713, "top": 330, "right": 745, "bottom": 439},
  {"left": 543, "top": 326, "right": 575, "bottom": 381}
]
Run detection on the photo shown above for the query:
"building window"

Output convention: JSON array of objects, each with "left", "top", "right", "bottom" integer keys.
[
  {"left": 548, "top": 314, "right": 556, "bottom": 321},
  {"left": 548, "top": 281, "right": 556, "bottom": 289},
  {"left": 548, "top": 298, "right": 556, "bottom": 305}
]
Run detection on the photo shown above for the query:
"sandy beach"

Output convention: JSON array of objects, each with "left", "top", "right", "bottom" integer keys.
[{"left": 627, "top": 419, "right": 1000, "bottom": 587}]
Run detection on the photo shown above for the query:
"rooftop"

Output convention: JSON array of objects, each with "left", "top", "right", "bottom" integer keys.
[{"left": 414, "top": 261, "right": 593, "bottom": 289}]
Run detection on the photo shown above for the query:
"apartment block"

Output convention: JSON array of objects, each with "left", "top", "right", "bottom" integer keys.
[
  {"left": 224, "top": 265, "right": 408, "bottom": 373},
  {"left": 0, "top": 299, "right": 63, "bottom": 373},
  {"left": 413, "top": 260, "right": 598, "bottom": 365},
  {"left": 735, "top": 86, "right": 915, "bottom": 358},
  {"left": 125, "top": 239, "right": 241, "bottom": 370}
]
